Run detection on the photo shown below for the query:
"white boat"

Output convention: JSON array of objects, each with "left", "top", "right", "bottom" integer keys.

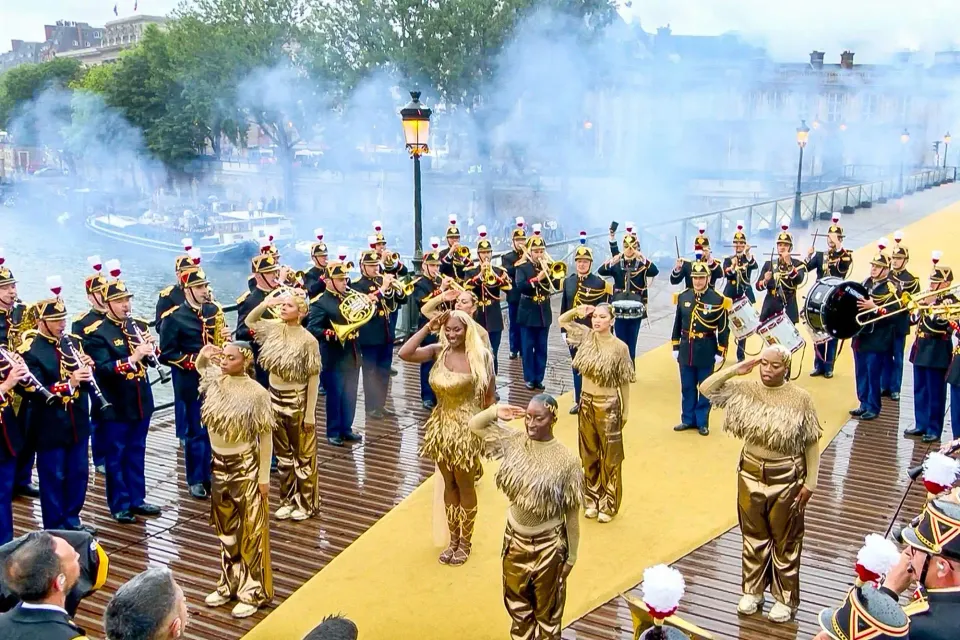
[{"left": 85, "top": 209, "right": 295, "bottom": 262}]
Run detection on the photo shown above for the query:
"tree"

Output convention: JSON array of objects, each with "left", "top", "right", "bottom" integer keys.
[
  {"left": 69, "top": 63, "right": 117, "bottom": 94},
  {"left": 0, "top": 57, "right": 82, "bottom": 139}
]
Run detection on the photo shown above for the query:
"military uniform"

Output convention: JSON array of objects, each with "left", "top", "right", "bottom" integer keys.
[
  {"left": 805, "top": 217, "right": 854, "bottom": 376},
  {"left": 501, "top": 219, "right": 527, "bottom": 359},
  {"left": 599, "top": 234, "right": 657, "bottom": 362},
  {"left": 885, "top": 243, "right": 922, "bottom": 398},
  {"left": 818, "top": 583, "right": 910, "bottom": 640},
  {"left": 671, "top": 264, "right": 730, "bottom": 435},
  {"left": 158, "top": 269, "right": 217, "bottom": 496},
  {"left": 0, "top": 266, "right": 36, "bottom": 500},
  {"left": 670, "top": 229, "right": 722, "bottom": 289},
  {"left": 303, "top": 229, "right": 329, "bottom": 299},
  {"left": 351, "top": 250, "right": 406, "bottom": 417},
  {"left": 85, "top": 277, "right": 160, "bottom": 523},
  {"left": 372, "top": 225, "right": 410, "bottom": 368},
  {"left": 72, "top": 259, "right": 110, "bottom": 472},
  {"left": 851, "top": 254, "right": 901, "bottom": 419},
  {"left": 562, "top": 245, "right": 610, "bottom": 404},
  {"left": 236, "top": 254, "right": 282, "bottom": 389},
  {"left": 516, "top": 230, "right": 561, "bottom": 389},
  {"left": 0, "top": 603, "right": 89, "bottom": 639},
  {"left": 18, "top": 293, "right": 92, "bottom": 531},
  {"left": 306, "top": 261, "right": 364, "bottom": 445},
  {"left": 465, "top": 227, "right": 511, "bottom": 374},
  {"left": 438, "top": 218, "right": 472, "bottom": 283},
  {"left": 410, "top": 254, "right": 444, "bottom": 408},
  {"left": 0, "top": 366, "right": 24, "bottom": 544}
]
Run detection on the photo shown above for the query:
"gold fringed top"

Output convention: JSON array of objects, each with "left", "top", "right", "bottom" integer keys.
[
  {"left": 251, "top": 319, "right": 321, "bottom": 384},
  {"left": 199, "top": 360, "right": 275, "bottom": 445},
  {"left": 705, "top": 379, "right": 821, "bottom": 456},
  {"left": 560, "top": 309, "right": 635, "bottom": 388}
]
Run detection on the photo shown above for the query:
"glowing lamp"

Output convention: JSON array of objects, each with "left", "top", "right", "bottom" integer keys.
[
  {"left": 796, "top": 120, "right": 810, "bottom": 148},
  {"left": 901, "top": 128, "right": 910, "bottom": 144},
  {"left": 400, "top": 91, "right": 432, "bottom": 156}
]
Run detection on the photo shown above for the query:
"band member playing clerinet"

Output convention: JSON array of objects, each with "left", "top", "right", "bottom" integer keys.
[
  {"left": 399, "top": 310, "right": 495, "bottom": 566},
  {"left": 805, "top": 215, "right": 853, "bottom": 378},
  {"left": 599, "top": 226, "right": 657, "bottom": 363},
  {"left": 0, "top": 355, "right": 27, "bottom": 544},
  {"left": 465, "top": 226, "right": 511, "bottom": 375},
  {"left": 722, "top": 223, "right": 757, "bottom": 362},
  {"left": 501, "top": 218, "right": 527, "bottom": 360},
  {"left": 468, "top": 394, "right": 583, "bottom": 640},
  {"left": 563, "top": 243, "right": 610, "bottom": 413},
  {"left": 701, "top": 345, "right": 821, "bottom": 623},
  {"left": 884, "top": 233, "right": 921, "bottom": 400},
  {"left": 757, "top": 225, "right": 806, "bottom": 324},
  {"left": 671, "top": 228, "right": 723, "bottom": 289},
  {"left": 516, "top": 225, "right": 562, "bottom": 390},
  {"left": 197, "top": 341, "right": 274, "bottom": 619},
  {"left": 245, "top": 287, "right": 321, "bottom": 522},
  {"left": 560, "top": 303, "right": 634, "bottom": 523}
]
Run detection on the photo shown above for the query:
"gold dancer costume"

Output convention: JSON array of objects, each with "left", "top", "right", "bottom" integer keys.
[
  {"left": 399, "top": 309, "right": 495, "bottom": 566},
  {"left": 198, "top": 342, "right": 275, "bottom": 619},
  {"left": 421, "top": 288, "right": 492, "bottom": 351},
  {"left": 700, "top": 345, "right": 821, "bottom": 623},
  {"left": 469, "top": 395, "right": 583, "bottom": 640},
  {"left": 559, "top": 303, "right": 634, "bottom": 523},
  {"left": 246, "top": 289, "right": 321, "bottom": 521}
]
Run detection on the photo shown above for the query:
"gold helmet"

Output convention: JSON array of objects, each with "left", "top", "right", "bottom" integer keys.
[
  {"left": 931, "top": 251, "right": 953, "bottom": 283},
  {"left": 512, "top": 217, "right": 526, "bottom": 240},
  {"left": 84, "top": 255, "right": 107, "bottom": 296}
]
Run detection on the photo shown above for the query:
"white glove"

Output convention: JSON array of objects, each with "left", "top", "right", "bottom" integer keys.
[
  {"left": 715, "top": 354, "right": 724, "bottom": 365},
  {"left": 673, "top": 351, "right": 679, "bottom": 361}
]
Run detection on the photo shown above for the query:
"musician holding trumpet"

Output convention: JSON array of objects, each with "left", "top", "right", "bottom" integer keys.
[
  {"left": 502, "top": 218, "right": 528, "bottom": 360},
  {"left": 566, "top": 243, "right": 611, "bottom": 413},
  {"left": 439, "top": 217, "right": 473, "bottom": 283},
  {"left": 85, "top": 265, "right": 162, "bottom": 525},
  {"left": 0, "top": 354, "right": 28, "bottom": 543},
  {"left": 517, "top": 225, "right": 563, "bottom": 390}
]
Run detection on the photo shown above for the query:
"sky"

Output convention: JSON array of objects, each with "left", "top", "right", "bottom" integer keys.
[{"left": 2, "top": 0, "right": 959, "bottom": 63}]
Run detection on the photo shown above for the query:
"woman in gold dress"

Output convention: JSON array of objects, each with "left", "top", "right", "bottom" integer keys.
[
  {"left": 469, "top": 394, "right": 583, "bottom": 640},
  {"left": 197, "top": 341, "right": 274, "bottom": 619},
  {"left": 398, "top": 309, "right": 495, "bottom": 565},
  {"left": 700, "top": 344, "right": 821, "bottom": 623},
  {"left": 420, "top": 286, "right": 492, "bottom": 350},
  {"left": 245, "top": 288, "right": 322, "bottom": 522},
  {"left": 558, "top": 303, "right": 635, "bottom": 523}
]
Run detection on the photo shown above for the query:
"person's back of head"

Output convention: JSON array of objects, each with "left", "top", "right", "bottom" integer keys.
[
  {"left": 104, "top": 567, "right": 186, "bottom": 640},
  {"left": 2, "top": 531, "right": 60, "bottom": 603},
  {"left": 302, "top": 614, "right": 358, "bottom": 640}
]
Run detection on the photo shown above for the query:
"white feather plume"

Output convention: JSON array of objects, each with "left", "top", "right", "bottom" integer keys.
[
  {"left": 515, "top": 216, "right": 525, "bottom": 226},
  {"left": 878, "top": 237, "right": 890, "bottom": 248},
  {"left": 477, "top": 225, "right": 487, "bottom": 236},
  {"left": 87, "top": 255, "right": 102, "bottom": 270},
  {"left": 104, "top": 259, "right": 121, "bottom": 277},
  {"left": 336, "top": 245, "right": 348, "bottom": 258},
  {"left": 923, "top": 452, "right": 960, "bottom": 487},
  {"left": 181, "top": 237, "right": 193, "bottom": 250},
  {"left": 932, "top": 250, "right": 943, "bottom": 261},
  {"left": 832, "top": 213, "right": 841, "bottom": 224},
  {"left": 856, "top": 534, "right": 899, "bottom": 577},
  {"left": 187, "top": 248, "right": 202, "bottom": 261},
  {"left": 46, "top": 275, "right": 63, "bottom": 291},
  {"left": 372, "top": 220, "right": 383, "bottom": 230},
  {"left": 532, "top": 223, "right": 542, "bottom": 234},
  {"left": 893, "top": 229, "right": 904, "bottom": 242},
  {"left": 314, "top": 227, "right": 324, "bottom": 239},
  {"left": 449, "top": 215, "right": 457, "bottom": 225},
  {"left": 429, "top": 236, "right": 440, "bottom": 247},
  {"left": 641, "top": 565, "right": 685, "bottom": 613}
]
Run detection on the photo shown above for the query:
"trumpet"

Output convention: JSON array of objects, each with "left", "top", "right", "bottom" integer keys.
[
  {"left": 0, "top": 346, "right": 56, "bottom": 405},
  {"left": 856, "top": 282, "right": 960, "bottom": 326},
  {"left": 331, "top": 291, "right": 376, "bottom": 343},
  {"left": 125, "top": 313, "right": 170, "bottom": 384},
  {"left": 442, "top": 276, "right": 466, "bottom": 292},
  {"left": 381, "top": 252, "right": 401, "bottom": 272}
]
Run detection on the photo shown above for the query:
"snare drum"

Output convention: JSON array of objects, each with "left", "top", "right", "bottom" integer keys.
[
  {"left": 729, "top": 297, "right": 761, "bottom": 340},
  {"left": 612, "top": 300, "right": 645, "bottom": 319},
  {"left": 757, "top": 313, "right": 805, "bottom": 353},
  {"left": 803, "top": 277, "right": 868, "bottom": 341}
]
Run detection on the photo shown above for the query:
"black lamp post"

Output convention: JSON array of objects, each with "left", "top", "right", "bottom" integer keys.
[
  {"left": 399, "top": 90, "right": 432, "bottom": 276},
  {"left": 794, "top": 120, "right": 810, "bottom": 223},
  {"left": 899, "top": 128, "right": 909, "bottom": 196},
  {"left": 944, "top": 132, "right": 951, "bottom": 169}
]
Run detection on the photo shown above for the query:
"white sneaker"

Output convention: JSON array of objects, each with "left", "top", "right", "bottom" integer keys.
[
  {"left": 231, "top": 602, "right": 258, "bottom": 618},
  {"left": 204, "top": 591, "right": 230, "bottom": 607},
  {"left": 597, "top": 512, "right": 614, "bottom": 523},
  {"left": 737, "top": 594, "right": 764, "bottom": 615},
  {"left": 275, "top": 505, "right": 293, "bottom": 520},
  {"left": 584, "top": 508, "right": 599, "bottom": 519},
  {"left": 289, "top": 508, "right": 310, "bottom": 521},
  {"left": 767, "top": 601, "right": 793, "bottom": 623}
]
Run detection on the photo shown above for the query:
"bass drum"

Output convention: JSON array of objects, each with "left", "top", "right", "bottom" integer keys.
[{"left": 803, "top": 277, "right": 868, "bottom": 341}]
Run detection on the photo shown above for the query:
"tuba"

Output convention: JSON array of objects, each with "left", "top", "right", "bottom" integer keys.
[{"left": 331, "top": 291, "right": 376, "bottom": 343}]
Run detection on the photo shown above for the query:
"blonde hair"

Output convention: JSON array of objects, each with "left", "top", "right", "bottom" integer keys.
[
  {"left": 762, "top": 343, "right": 792, "bottom": 368},
  {"left": 440, "top": 310, "right": 493, "bottom": 396}
]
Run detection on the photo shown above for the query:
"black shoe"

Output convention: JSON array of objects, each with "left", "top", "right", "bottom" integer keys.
[
  {"left": 319, "top": 387, "right": 326, "bottom": 396},
  {"left": 903, "top": 428, "right": 924, "bottom": 437},
  {"left": 112, "top": 510, "right": 137, "bottom": 524},
  {"left": 569, "top": 403, "right": 579, "bottom": 415},
  {"left": 534, "top": 382, "right": 546, "bottom": 390},
  {"left": 698, "top": 426, "right": 710, "bottom": 436},
  {"left": 15, "top": 483, "right": 40, "bottom": 498},
  {"left": 343, "top": 432, "right": 363, "bottom": 443},
  {"left": 860, "top": 412, "right": 879, "bottom": 421},
  {"left": 509, "top": 352, "right": 519, "bottom": 360},
  {"left": 327, "top": 436, "right": 345, "bottom": 447},
  {"left": 824, "top": 372, "right": 834, "bottom": 379},
  {"left": 131, "top": 503, "right": 161, "bottom": 516},
  {"left": 849, "top": 408, "right": 866, "bottom": 416},
  {"left": 95, "top": 464, "right": 106, "bottom": 475},
  {"left": 422, "top": 400, "right": 436, "bottom": 410},
  {"left": 390, "top": 367, "right": 399, "bottom": 377},
  {"left": 367, "top": 408, "right": 385, "bottom": 419},
  {"left": 75, "top": 522, "right": 99, "bottom": 535},
  {"left": 809, "top": 370, "right": 823, "bottom": 377},
  {"left": 189, "top": 484, "right": 210, "bottom": 500},
  {"left": 673, "top": 424, "right": 695, "bottom": 432},
  {"left": 890, "top": 392, "right": 900, "bottom": 401},
  {"left": 525, "top": 382, "right": 536, "bottom": 390},
  {"left": 922, "top": 434, "right": 940, "bottom": 443},
  {"left": 380, "top": 406, "right": 397, "bottom": 417},
  {"left": 880, "top": 390, "right": 891, "bottom": 398}
]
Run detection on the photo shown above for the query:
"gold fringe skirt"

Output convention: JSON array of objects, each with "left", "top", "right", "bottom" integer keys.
[
  {"left": 420, "top": 405, "right": 483, "bottom": 473},
  {"left": 211, "top": 445, "right": 273, "bottom": 606},
  {"left": 502, "top": 522, "right": 568, "bottom": 640},
  {"left": 270, "top": 385, "right": 320, "bottom": 515}
]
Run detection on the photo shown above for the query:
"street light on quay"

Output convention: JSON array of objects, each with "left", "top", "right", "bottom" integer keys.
[
  {"left": 794, "top": 119, "right": 810, "bottom": 223},
  {"left": 899, "top": 128, "right": 910, "bottom": 196},
  {"left": 399, "top": 90, "right": 432, "bottom": 276},
  {"left": 944, "top": 131, "right": 951, "bottom": 169}
]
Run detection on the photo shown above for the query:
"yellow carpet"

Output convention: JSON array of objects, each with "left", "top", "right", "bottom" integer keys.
[{"left": 246, "top": 200, "right": 960, "bottom": 640}]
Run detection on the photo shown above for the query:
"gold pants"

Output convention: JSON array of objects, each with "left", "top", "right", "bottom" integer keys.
[
  {"left": 578, "top": 392, "right": 624, "bottom": 516},
  {"left": 502, "top": 523, "right": 568, "bottom": 640},
  {"left": 211, "top": 446, "right": 273, "bottom": 606},
  {"left": 270, "top": 385, "right": 320, "bottom": 515},
  {"left": 737, "top": 449, "right": 805, "bottom": 609}
]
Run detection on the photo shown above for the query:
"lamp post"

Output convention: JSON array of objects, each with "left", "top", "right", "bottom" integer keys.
[
  {"left": 944, "top": 132, "right": 951, "bottom": 169},
  {"left": 399, "top": 90, "right": 432, "bottom": 276},
  {"left": 794, "top": 120, "right": 810, "bottom": 223},
  {"left": 899, "top": 128, "right": 909, "bottom": 196}
]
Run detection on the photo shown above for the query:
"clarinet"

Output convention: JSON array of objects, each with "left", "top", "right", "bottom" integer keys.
[
  {"left": 0, "top": 346, "right": 57, "bottom": 405},
  {"left": 125, "top": 315, "right": 171, "bottom": 384},
  {"left": 60, "top": 335, "right": 111, "bottom": 411}
]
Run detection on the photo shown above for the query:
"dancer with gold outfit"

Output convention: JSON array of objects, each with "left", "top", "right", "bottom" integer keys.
[
  {"left": 468, "top": 394, "right": 583, "bottom": 640},
  {"left": 197, "top": 341, "right": 274, "bottom": 619},
  {"left": 399, "top": 310, "right": 495, "bottom": 566},
  {"left": 245, "top": 287, "right": 321, "bottom": 522},
  {"left": 559, "top": 303, "right": 634, "bottom": 523},
  {"left": 700, "top": 344, "right": 822, "bottom": 623}
]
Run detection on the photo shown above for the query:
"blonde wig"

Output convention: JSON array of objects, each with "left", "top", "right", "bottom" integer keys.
[
  {"left": 762, "top": 343, "right": 793, "bottom": 369},
  {"left": 440, "top": 309, "right": 493, "bottom": 396}
]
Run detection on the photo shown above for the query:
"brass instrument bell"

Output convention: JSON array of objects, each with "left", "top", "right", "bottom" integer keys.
[{"left": 331, "top": 291, "right": 376, "bottom": 342}]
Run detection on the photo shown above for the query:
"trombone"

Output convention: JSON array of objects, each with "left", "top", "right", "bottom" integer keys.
[{"left": 856, "top": 282, "right": 960, "bottom": 326}]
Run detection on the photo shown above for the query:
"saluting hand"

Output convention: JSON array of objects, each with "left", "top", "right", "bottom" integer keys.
[
  {"left": 496, "top": 404, "right": 526, "bottom": 421},
  {"left": 428, "top": 310, "right": 450, "bottom": 333},
  {"left": 734, "top": 356, "right": 761, "bottom": 375}
]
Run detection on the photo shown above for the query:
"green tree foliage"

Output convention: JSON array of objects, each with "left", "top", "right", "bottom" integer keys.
[
  {"left": 69, "top": 63, "right": 117, "bottom": 94},
  {"left": 0, "top": 58, "right": 82, "bottom": 134}
]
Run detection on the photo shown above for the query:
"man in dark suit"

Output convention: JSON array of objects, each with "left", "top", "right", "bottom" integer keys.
[
  {"left": 883, "top": 235, "right": 921, "bottom": 400},
  {"left": 464, "top": 225, "right": 511, "bottom": 375},
  {"left": 235, "top": 253, "right": 282, "bottom": 389},
  {"left": 670, "top": 228, "right": 723, "bottom": 289},
  {"left": 562, "top": 243, "right": 609, "bottom": 412}
]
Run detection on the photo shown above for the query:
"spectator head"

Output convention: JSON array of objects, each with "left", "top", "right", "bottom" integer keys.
[
  {"left": 2, "top": 532, "right": 80, "bottom": 606},
  {"left": 104, "top": 567, "right": 188, "bottom": 640},
  {"left": 303, "top": 614, "right": 359, "bottom": 640}
]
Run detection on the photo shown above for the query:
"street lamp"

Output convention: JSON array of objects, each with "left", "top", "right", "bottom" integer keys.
[
  {"left": 899, "top": 128, "right": 909, "bottom": 196},
  {"left": 399, "top": 90, "right": 432, "bottom": 276},
  {"left": 944, "top": 132, "right": 951, "bottom": 169},
  {"left": 794, "top": 120, "right": 810, "bottom": 223}
]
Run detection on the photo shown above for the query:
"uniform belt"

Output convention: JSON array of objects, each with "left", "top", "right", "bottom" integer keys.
[
  {"left": 682, "top": 330, "right": 714, "bottom": 339},
  {"left": 522, "top": 294, "right": 548, "bottom": 303},
  {"left": 917, "top": 331, "right": 949, "bottom": 340},
  {"left": 477, "top": 299, "right": 493, "bottom": 307}
]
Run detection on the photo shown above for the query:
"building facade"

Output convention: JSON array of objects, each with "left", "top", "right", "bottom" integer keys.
[{"left": 57, "top": 15, "right": 167, "bottom": 66}]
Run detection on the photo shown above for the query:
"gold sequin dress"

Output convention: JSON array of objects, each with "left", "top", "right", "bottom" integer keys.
[{"left": 419, "top": 352, "right": 486, "bottom": 472}]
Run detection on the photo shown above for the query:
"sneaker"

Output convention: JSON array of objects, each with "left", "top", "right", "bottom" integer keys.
[
  {"left": 737, "top": 594, "right": 764, "bottom": 615},
  {"left": 584, "top": 507, "right": 599, "bottom": 519},
  {"left": 860, "top": 412, "right": 879, "bottom": 421},
  {"left": 289, "top": 508, "right": 310, "bottom": 521},
  {"left": 231, "top": 602, "right": 259, "bottom": 618},
  {"left": 767, "top": 601, "right": 793, "bottom": 623},
  {"left": 205, "top": 591, "right": 230, "bottom": 607},
  {"left": 275, "top": 505, "right": 294, "bottom": 520},
  {"left": 597, "top": 512, "right": 614, "bottom": 523}
]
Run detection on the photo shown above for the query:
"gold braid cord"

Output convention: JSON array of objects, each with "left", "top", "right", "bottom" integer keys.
[
  {"left": 252, "top": 320, "right": 321, "bottom": 384},
  {"left": 200, "top": 370, "right": 275, "bottom": 444}
]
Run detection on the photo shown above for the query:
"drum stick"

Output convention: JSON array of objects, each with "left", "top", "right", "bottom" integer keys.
[
  {"left": 674, "top": 236, "right": 681, "bottom": 259},
  {"left": 811, "top": 227, "right": 822, "bottom": 249}
]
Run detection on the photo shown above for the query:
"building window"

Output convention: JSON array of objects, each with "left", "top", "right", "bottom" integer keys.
[
  {"left": 827, "top": 93, "right": 843, "bottom": 122},
  {"left": 94, "top": 31, "right": 101, "bottom": 38},
  {"left": 861, "top": 94, "right": 879, "bottom": 121}
]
